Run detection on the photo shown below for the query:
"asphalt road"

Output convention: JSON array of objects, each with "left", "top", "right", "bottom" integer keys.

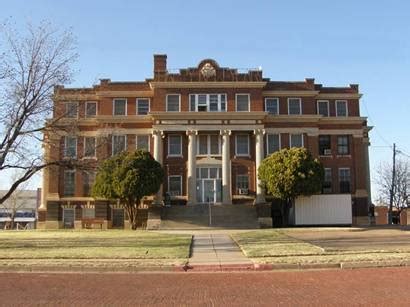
[
  {"left": 2, "top": 267, "right": 409, "bottom": 306},
  {"left": 288, "top": 228, "right": 410, "bottom": 251}
]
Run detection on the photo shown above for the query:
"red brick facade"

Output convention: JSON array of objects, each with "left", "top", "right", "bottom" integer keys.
[{"left": 39, "top": 54, "right": 372, "bottom": 228}]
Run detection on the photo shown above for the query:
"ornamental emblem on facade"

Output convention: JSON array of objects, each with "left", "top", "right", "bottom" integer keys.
[{"left": 201, "top": 63, "right": 216, "bottom": 78}]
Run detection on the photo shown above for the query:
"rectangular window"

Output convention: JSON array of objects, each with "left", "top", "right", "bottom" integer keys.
[
  {"left": 317, "top": 100, "right": 329, "bottom": 117},
  {"left": 64, "top": 136, "right": 77, "bottom": 158},
  {"left": 113, "top": 99, "right": 127, "bottom": 116},
  {"left": 235, "top": 134, "right": 249, "bottom": 156},
  {"left": 290, "top": 134, "right": 303, "bottom": 148},
  {"left": 236, "top": 94, "right": 250, "bottom": 112},
  {"left": 166, "top": 94, "right": 180, "bottom": 112},
  {"left": 339, "top": 168, "right": 351, "bottom": 193},
  {"left": 337, "top": 135, "right": 349, "bottom": 155},
  {"left": 82, "top": 171, "right": 96, "bottom": 197},
  {"left": 168, "top": 135, "right": 182, "bottom": 156},
  {"left": 136, "top": 98, "right": 150, "bottom": 115},
  {"left": 84, "top": 137, "right": 96, "bottom": 158},
  {"left": 265, "top": 98, "right": 279, "bottom": 115},
  {"left": 65, "top": 102, "right": 78, "bottom": 118},
  {"left": 288, "top": 98, "right": 302, "bottom": 115},
  {"left": 112, "top": 135, "right": 126, "bottom": 156},
  {"left": 319, "top": 135, "right": 331, "bottom": 155},
  {"left": 136, "top": 135, "right": 150, "bottom": 151},
  {"left": 64, "top": 170, "right": 75, "bottom": 197},
  {"left": 85, "top": 102, "right": 97, "bottom": 117},
  {"left": 168, "top": 176, "right": 182, "bottom": 196},
  {"left": 336, "top": 100, "right": 348, "bottom": 117},
  {"left": 236, "top": 175, "right": 249, "bottom": 192},
  {"left": 322, "top": 168, "right": 332, "bottom": 194},
  {"left": 82, "top": 207, "right": 95, "bottom": 219},
  {"left": 189, "top": 94, "right": 227, "bottom": 112},
  {"left": 267, "top": 134, "right": 280, "bottom": 155},
  {"left": 197, "top": 135, "right": 221, "bottom": 156}
]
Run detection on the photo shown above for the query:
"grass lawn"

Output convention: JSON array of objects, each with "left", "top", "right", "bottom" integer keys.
[
  {"left": 231, "top": 229, "right": 410, "bottom": 265},
  {"left": 0, "top": 230, "right": 191, "bottom": 261},
  {"left": 231, "top": 229, "right": 324, "bottom": 258}
]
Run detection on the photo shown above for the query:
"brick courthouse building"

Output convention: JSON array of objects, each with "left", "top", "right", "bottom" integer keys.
[{"left": 38, "top": 55, "right": 372, "bottom": 229}]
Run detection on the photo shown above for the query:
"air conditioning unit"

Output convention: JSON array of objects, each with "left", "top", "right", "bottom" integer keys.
[
  {"left": 238, "top": 188, "right": 249, "bottom": 195},
  {"left": 324, "top": 149, "right": 332, "bottom": 155}
]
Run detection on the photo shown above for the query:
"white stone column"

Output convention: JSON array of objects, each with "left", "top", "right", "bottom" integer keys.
[
  {"left": 153, "top": 130, "right": 164, "bottom": 205},
  {"left": 186, "top": 130, "right": 197, "bottom": 205},
  {"left": 39, "top": 143, "right": 49, "bottom": 210},
  {"left": 221, "top": 129, "right": 232, "bottom": 205},
  {"left": 254, "top": 129, "right": 266, "bottom": 204}
]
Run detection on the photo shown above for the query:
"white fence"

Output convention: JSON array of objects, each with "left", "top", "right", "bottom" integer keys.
[{"left": 294, "top": 194, "right": 352, "bottom": 225}]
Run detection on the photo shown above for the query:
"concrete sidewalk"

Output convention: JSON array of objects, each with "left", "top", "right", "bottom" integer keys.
[{"left": 188, "top": 234, "right": 253, "bottom": 271}]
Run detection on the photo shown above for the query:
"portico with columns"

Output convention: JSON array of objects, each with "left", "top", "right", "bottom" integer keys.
[{"left": 151, "top": 112, "right": 267, "bottom": 206}]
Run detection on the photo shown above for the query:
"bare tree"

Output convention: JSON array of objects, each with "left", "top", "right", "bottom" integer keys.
[
  {"left": 375, "top": 159, "right": 410, "bottom": 211},
  {"left": 0, "top": 21, "right": 78, "bottom": 204}
]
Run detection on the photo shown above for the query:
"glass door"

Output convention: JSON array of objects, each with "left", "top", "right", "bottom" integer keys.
[{"left": 204, "top": 179, "right": 215, "bottom": 203}]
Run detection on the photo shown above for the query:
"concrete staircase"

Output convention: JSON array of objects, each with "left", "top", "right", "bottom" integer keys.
[{"left": 160, "top": 204, "right": 259, "bottom": 229}]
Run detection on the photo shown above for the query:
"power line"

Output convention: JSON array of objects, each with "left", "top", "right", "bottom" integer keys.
[{"left": 361, "top": 98, "right": 393, "bottom": 149}]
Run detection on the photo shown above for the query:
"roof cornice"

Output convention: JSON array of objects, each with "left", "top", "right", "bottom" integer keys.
[{"left": 149, "top": 81, "right": 267, "bottom": 89}]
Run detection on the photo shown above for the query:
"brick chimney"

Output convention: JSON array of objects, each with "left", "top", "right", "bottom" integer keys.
[{"left": 154, "top": 54, "right": 167, "bottom": 73}]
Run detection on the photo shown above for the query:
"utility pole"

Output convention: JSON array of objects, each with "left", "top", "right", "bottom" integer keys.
[{"left": 388, "top": 143, "right": 396, "bottom": 224}]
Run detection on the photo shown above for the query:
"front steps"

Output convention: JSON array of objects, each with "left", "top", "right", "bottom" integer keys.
[{"left": 160, "top": 204, "right": 260, "bottom": 229}]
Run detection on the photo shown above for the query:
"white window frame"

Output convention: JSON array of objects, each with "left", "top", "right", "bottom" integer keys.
[
  {"left": 236, "top": 175, "right": 249, "bottom": 190},
  {"left": 197, "top": 134, "right": 221, "bottom": 156},
  {"left": 113, "top": 98, "right": 127, "bottom": 116},
  {"left": 64, "top": 136, "right": 77, "bottom": 158},
  {"left": 136, "top": 135, "right": 150, "bottom": 151},
  {"left": 85, "top": 101, "right": 97, "bottom": 118},
  {"left": 82, "top": 171, "right": 96, "bottom": 197},
  {"left": 317, "top": 100, "right": 329, "bottom": 117},
  {"left": 338, "top": 167, "right": 351, "bottom": 193},
  {"left": 112, "top": 135, "right": 127, "bottom": 156},
  {"left": 168, "top": 175, "right": 182, "bottom": 196},
  {"left": 266, "top": 133, "right": 281, "bottom": 155},
  {"left": 287, "top": 98, "right": 302, "bottom": 115},
  {"left": 235, "top": 94, "right": 250, "bottom": 112},
  {"left": 136, "top": 98, "right": 150, "bottom": 115},
  {"left": 63, "top": 170, "right": 76, "bottom": 196},
  {"left": 336, "top": 100, "right": 348, "bottom": 117},
  {"left": 235, "top": 134, "right": 250, "bottom": 156},
  {"left": 62, "top": 207, "right": 75, "bottom": 228},
  {"left": 83, "top": 136, "right": 96, "bottom": 158},
  {"left": 264, "top": 97, "right": 279, "bottom": 115},
  {"left": 65, "top": 102, "right": 78, "bottom": 118},
  {"left": 289, "top": 133, "right": 304, "bottom": 148},
  {"left": 167, "top": 135, "right": 182, "bottom": 157},
  {"left": 189, "top": 94, "right": 227, "bottom": 112},
  {"left": 166, "top": 94, "right": 181, "bottom": 112}
]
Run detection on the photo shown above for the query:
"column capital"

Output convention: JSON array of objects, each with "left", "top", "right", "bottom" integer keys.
[
  {"left": 186, "top": 130, "right": 198, "bottom": 136},
  {"left": 153, "top": 129, "right": 165, "bottom": 138},
  {"left": 253, "top": 128, "right": 265, "bottom": 136},
  {"left": 220, "top": 129, "right": 231, "bottom": 136}
]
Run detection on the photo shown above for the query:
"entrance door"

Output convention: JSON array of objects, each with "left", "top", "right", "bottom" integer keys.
[
  {"left": 196, "top": 167, "right": 223, "bottom": 204},
  {"left": 204, "top": 179, "right": 215, "bottom": 203}
]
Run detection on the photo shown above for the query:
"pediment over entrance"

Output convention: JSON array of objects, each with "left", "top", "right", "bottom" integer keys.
[{"left": 196, "top": 156, "right": 222, "bottom": 165}]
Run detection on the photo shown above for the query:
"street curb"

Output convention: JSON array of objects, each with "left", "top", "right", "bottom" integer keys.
[{"left": 1, "top": 260, "right": 410, "bottom": 274}]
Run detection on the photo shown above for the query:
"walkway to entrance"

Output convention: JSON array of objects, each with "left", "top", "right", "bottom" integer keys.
[{"left": 189, "top": 234, "right": 253, "bottom": 270}]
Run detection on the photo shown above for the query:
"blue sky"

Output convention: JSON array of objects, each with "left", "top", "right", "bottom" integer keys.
[{"left": 1, "top": 0, "right": 410, "bottom": 201}]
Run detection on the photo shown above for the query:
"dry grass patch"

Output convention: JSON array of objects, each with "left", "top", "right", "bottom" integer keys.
[
  {"left": 231, "top": 229, "right": 324, "bottom": 257},
  {"left": 0, "top": 230, "right": 191, "bottom": 260}
]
